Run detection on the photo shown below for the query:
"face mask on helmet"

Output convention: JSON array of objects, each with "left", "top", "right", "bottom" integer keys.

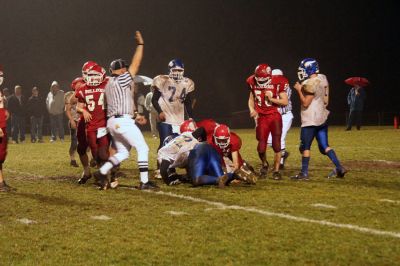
[
  {"left": 85, "top": 66, "right": 105, "bottom": 87},
  {"left": 169, "top": 68, "right": 184, "bottom": 81},
  {"left": 213, "top": 124, "right": 230, "bottom": 149},
  {"left": 180, "top": 119, "right": 197, "bottom": 134},
  {"left": 297, "top": 58, "right": 319, "bottom": 81},
  {"left": 168, "top": 59, "right": 185, "bottom": 81},
  {"left": 254, "top": 64, "right": 272, "bottom": 88},
  {"left": 82, "top": 61, "right": 98, "bottom": 83}
]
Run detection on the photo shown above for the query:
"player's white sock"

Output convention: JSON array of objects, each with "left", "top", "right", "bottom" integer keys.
[
  {"left": 138, "top": 161, "right": 149, "bottom": 183},
  {"left": 140, "top": 172, "right": 149, "bottom": 184},
  {"left": 100, "top": 162, "right": 113, "bottom": 175}
]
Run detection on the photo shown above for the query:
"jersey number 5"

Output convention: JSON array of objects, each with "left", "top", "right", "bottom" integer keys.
[
  {"left": 254, "top": 90, "right": 272, "bottom": 107},
  {"left": 85, "top": 93, "right": 105, "bottom": 111}
]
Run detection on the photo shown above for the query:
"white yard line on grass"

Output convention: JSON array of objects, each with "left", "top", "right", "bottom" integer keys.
[
  {"left": 379, "top": 199, "right": 400, "bottom": 204},
  {"left": 91, "top": 215, "right": 112, "bottom": 221},
  {"left": 311, "top": 203, "right": 337, "bottom": 209},
  {"left": 17, "top": 218, "right": 37, "bottom": 225},
  {"left": 7, "top": 169, "right": 400, "bottom": 239},
  {"left": 166, "top": 211, "right": 188, "bottom": 216},
  {"left": 147, "top": 191, "right": 400, "bottom": 239}
]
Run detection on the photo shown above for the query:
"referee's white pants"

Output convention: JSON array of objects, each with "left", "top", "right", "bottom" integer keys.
[
  {"left": 107, "top": 116, "right": 149, "bottom": 164},
  {"left": 267, "top": 111, "right": 294, "bottom": 150}
]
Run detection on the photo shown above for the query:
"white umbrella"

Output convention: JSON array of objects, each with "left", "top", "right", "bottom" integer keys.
[{"left": 134, "top": 75, "right": 153, "bottom": 86}]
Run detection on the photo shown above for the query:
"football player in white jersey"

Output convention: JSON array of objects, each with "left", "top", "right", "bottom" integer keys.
[
  {"left": 291, "top": 58, "right": 347, "bottom": 180},
  {"left": 151, "top": 59, "right": 195, "bottom": 150}
]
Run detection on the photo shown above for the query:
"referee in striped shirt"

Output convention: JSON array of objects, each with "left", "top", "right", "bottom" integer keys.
[{"left": 95, "top": 31, "right": 158, "bottom": 190}]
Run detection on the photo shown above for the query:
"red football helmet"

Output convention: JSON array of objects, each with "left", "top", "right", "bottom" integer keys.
[
  {"left": 180, "top": 119, "right": 197, "bottom": 133},
  {"left": 85, "top": 64, "right": 106, "bottom": 86},
  {"left": 82, "top": 61, "right": 98, "bottom": 82},
  {"left": 254, "top": 64, "right": 272, "bottom": 88},
  {"left": 70, "top": 77, "right": 85, "bottom": 91},
  {"left": 213, "top": 124, "right": 230, "bottom": 149}
]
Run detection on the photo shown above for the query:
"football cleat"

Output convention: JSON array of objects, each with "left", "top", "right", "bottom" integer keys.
[
  {"left": 154, "top": 169, "right": 162, "bottom": 179},
  {"left": 0, "top": 181, "right": 16, "bottom": 192},
  {"left": 70, "top": 160, "right": 79, "bottom": 168},
  {"left": 93, "top": 171, "right": 109, "bottom": 190},
  {"left": 109, "top": 177, "right": 119, "bottom": 189},
  {"left": 327, "top": 167, "right": 348, "bottom": 179},
  {"left": 259, "top": 163, "right": 269, "bottom": 179},
  {"left": 290, "top": 172, "right": 309, "bottom": 181},
  {"left": 272, "top": 171, "right": 283, "bottom": 180},
  {"left": 217, "top": 174, "right": 229, "bottom": 189},
  {"left": 77, "top": 172, "right": 92, "bottom": 184},
  {"left": 139, "top": 181, "right": 159, "bottom": 190}
]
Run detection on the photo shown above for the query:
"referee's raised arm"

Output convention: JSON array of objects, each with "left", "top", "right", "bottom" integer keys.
[{"left": 128, "top": 31, "right": 144, "bottom": 77}]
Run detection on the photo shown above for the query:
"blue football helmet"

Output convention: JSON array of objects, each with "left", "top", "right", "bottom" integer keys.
[
  {"left": 297, "top": 58, "right": 319, "bottom": 81},
  {"left": 168, "top": 59, "right": 184, "bottom": 81}
]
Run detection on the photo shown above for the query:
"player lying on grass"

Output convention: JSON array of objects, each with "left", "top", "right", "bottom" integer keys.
[
  {"left": 197, "top": 119, "right": 257, "bottom": 184},
  {"left": 158, "top": 120, "right": 253, "bottom": 187}
]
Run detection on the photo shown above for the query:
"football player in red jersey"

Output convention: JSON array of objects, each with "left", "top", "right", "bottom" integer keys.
[
  {"left": 196, "top": 118, "right": 218, "bottom": 143},
  {"left": 75, "top": 64, "right": 110, "bottom": 182},
  {"left": 247, "top": 64, "right": 288, "bottom": 180},
  {"left": 0, "top": 67, "right": 15, "bottom": 192},
  {"left": 66, "top": 76, "right": 95, "bottom": 184}
]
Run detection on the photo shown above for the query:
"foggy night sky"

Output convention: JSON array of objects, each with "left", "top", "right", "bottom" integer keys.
[{"left": 0, "top": 0, "right": 399, "bottom": 123}]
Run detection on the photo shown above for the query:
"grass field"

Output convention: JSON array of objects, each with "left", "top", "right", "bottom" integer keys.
[{"left": 1, "top": 126, "right": 399, "bottom": 265}]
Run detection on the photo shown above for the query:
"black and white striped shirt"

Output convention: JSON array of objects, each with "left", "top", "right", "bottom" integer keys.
[
  {"left": 279, "top": 86, "right": 292, "bottom": 115},
  {"left": 105, "top": 72, "right": 135, "bottom": 117}
]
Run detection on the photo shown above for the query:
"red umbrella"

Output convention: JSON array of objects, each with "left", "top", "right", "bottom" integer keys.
[{"left": 345, "top": 77, "right": 370, "bottom": 87}]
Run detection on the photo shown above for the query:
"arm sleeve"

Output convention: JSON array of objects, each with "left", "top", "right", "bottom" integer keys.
[
  {"left": 116, "top": 72, "right": 133, "bottom": 88},
  {"left": 144, "top": 93, "right": 152, "bottom": 111},
  {"left": 184, "top": 91, "right": 194, "bottom": 118},
  {"left": 151, "top": 89, "right": 163, "bottom": 114}
]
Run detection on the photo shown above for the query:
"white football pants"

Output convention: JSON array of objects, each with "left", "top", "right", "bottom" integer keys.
[
  {"left": 106, "top": 116, "right": 149, "bottom": 182},
  {"left": 267, "top": 111, "right": 293, "bottom": 150}
]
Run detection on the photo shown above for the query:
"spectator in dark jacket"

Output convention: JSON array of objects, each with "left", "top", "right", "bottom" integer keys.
[
  {"left": 346, "top": 86, "right": 366, "bottom": 131},
  {"left": 7, "top": 85, "right": 26, "bottom": 143},
  {"left": 27, "top": 87, "right": 46, "bottom": 143}
]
